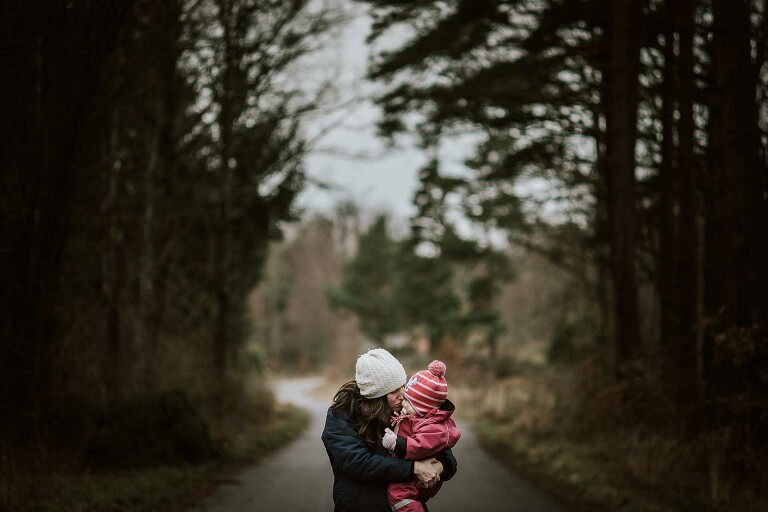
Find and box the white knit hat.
[355,348,407,398]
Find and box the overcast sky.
[293,1,581,247]
[298,0,488,232]
[296,4,420,219]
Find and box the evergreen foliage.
[0,0,339,450]
[327,215,402,343]
[356,0,768,507]
[331,156,514,351]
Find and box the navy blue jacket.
[321,405,457,512]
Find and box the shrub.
[44,390,218,469]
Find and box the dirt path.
[187,377,567,512]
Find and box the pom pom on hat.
[355,348,407,399]
[404,360,449,415]
[428,360,446,378]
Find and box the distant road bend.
[188,377,567,512]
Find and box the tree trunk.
[592,104,612,349]
[135,1,182,388]
[0,1,132,421]
[137,100,160,387]
[212,0,238,380]
[709,0,768,326]
[102,109,124,395]
[659,4,680,383]
[674,0,701,411]
[591,14,613,350]
[604,0,644,372]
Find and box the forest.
[1,0,767,511]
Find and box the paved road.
[188,377,567,512]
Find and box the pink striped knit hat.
[403,360,448,416]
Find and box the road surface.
[188,377,567,512]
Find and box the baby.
[382,360,461,512]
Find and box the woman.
[321,348,458,512]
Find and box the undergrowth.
[453,362,768,512]
[0,384,309,512]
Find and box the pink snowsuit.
[388,405,461,512]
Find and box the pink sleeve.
[404,420,461,460]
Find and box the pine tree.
[327,215,403,343]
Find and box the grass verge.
[475,417,648,512]
[4,402,309,512]
[223,401,310,462]
[472,404,708,512]
[32,464,216,512]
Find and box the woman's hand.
[413,458,441,489]
[430,459,444,477]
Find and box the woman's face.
[386,386,405,411]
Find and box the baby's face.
[401,399,415,415]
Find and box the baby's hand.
[382,428,397,451]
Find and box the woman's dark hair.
[332,380,392,447]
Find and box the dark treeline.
[2,0,768,508]
[345,0,767,507]
[0,0,338,462]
